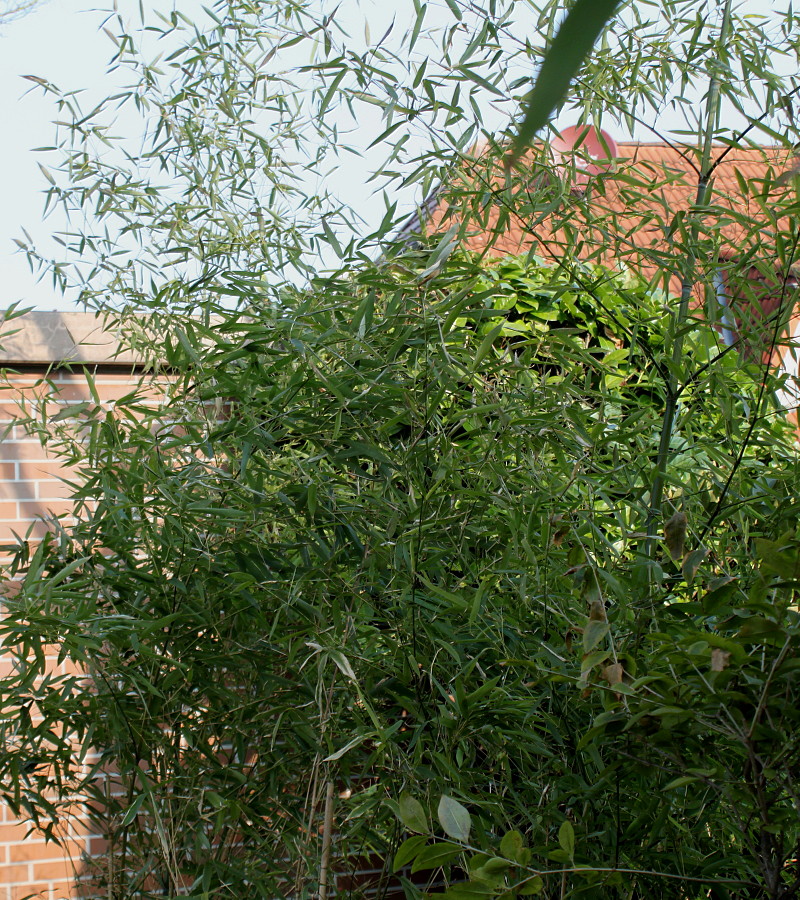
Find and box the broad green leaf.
[517,875,544,895]
[737,617,784,641]
[481,856,512,874]
[499,829,526,863]
[558,820,575,861]
[755,537,800,581]
[470,864,506,889]
[410,841,461,873]
[397,793,428,834]
[393,835,428,872]
[701,576,739,615]
[438,794,471,842]
[682,546,708,584]
[580,649,609,673]
[582,620,609,654]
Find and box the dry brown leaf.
[550,514,570,546]
[664,510,687,562]
[589,599,607,622]
[602,663,624,685]
[711,648,731,672]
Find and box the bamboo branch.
[644,0,734,560]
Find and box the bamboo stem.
[645,0,734,559]
[318,780,336,900]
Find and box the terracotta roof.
[429,141,797,298]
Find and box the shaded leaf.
[682,546,708,584]
[558,820,575,861]
[438,794,471,842]
[582,620,609,654]
[517,875,545,895]
[500,829,526,864]
[438,883,495,899]
[394,835,428,872]
[398,792,428,834]
[410,841,461,873]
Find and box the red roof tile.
[430,141,797,298]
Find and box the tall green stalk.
[644,0,734,560]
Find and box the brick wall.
[0,312,157,900]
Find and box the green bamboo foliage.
[3,1,800,898]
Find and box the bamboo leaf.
[508,0,621,167]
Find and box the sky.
[0,0,406,311]
[0,0,790,312]
[0,0,209,311]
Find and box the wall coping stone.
[0,311,145,366]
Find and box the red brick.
[0,864,32,884]
[31,860,73,882]
[18,501,74,520]
[7,840,68,864]
[0,482,36,501]
[84,837,107,858]
[0,824,35,844]
[43,383,149,403]
[43,882,76,899]
[0,520,51,542]
[17,463,78,482]
[1,377,40,388]
[0,404,26,422]
[52,371,141,384]
[34,482,74,502]
[0,502,19,520]
[10,885,46,900]
[0,444,50,464]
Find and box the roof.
[428,140,797,296]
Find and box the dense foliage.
[2,250,800,899]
